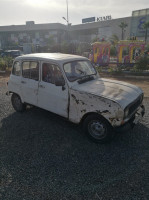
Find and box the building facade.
[130,8,149,40]
[0,8,149,52]
[0,22,67,52]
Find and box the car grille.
[128,95,143,116]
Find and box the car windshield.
[63,60,96,82]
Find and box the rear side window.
[12,61,21,76]
[22,61,39,81]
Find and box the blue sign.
[138,16,146,30]
[82,17,95,23]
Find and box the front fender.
[69,89,124,126]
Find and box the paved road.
[0,80,149,200]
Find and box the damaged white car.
[7,53,145,143]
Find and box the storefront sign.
[97,16,112,21]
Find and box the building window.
[139,9,147,16]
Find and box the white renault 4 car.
[7,53,145,143]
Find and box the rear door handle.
[21,81,26,84]
[39,85,45,88]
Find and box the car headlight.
[124,108,129,118]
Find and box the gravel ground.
[0,79,149,200]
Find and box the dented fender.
[69,89,124,126]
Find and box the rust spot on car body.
[71,94,79,104]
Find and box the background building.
[70,17,131,42]
[130,8,149,40]
[0,8,149,53]
[0,21,67,52]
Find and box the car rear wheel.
[83,114,114,143]
[11,93,26,112]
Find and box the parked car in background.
[7,53,145,143]
[1,50,21,58]
[0,49,3,55]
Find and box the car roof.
[15,53,88,63]
[5,50,20,52]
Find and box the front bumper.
[115,105,145,133]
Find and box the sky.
[0,0,148,26]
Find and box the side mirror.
[55,79,65,86]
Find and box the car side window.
[22,61,39,81]
[22,62,30,78]
[12,61,21,76]
[30,62,39,81]
[42,63,64,84]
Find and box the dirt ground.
[1,72,149,97]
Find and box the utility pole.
[62,0,70,44]
[66,0,69,25]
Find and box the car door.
[38,62,69,118]
[8,61,22,95]
[21,61,39,105]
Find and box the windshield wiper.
[77,75,94,84]
[76,69,86,75]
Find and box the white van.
[7,53,145,143]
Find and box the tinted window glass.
[12,61,21,76]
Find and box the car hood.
[71,78,143,109]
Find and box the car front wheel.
[83,114,114,143]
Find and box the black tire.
[83,114,114,143]
[11,93,26,112]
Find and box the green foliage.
[119,22,128,29]
[61,41,69,53]
[47,35,55,47]
[109,34,119,45]
[119,22,128,40]
[0,57,6,70]
[76,42,91,55]
[143,21,149,29]
[92,36,98,43]
[3,56,13,68]
[110,45,117,56]
[47,35,56,51]
[145,43,149,52]
[96,66,102,73]
[0,56,13,71]
[108,67,114,73]
[135,56,149,71]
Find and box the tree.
[109,34,119,46]
[143,21,149,44]
[110,45,117,56]
[119,22,128,40]
[47,35,55,51]
[92,36,99,43]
